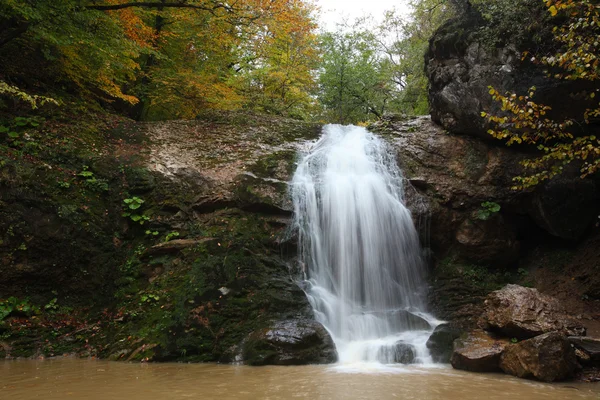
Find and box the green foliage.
[165,231,180,242]
[317,22,397,123]
[0,297,40,320]
[378,2,450,115]
[476,201,501,220]
[78,166,109,192]
[0,81,59,109]
[471,0,548,47]
[123,196,144,210]
[122,196,151,225]
[44,298,59,311]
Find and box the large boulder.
[500,332,578,382]
[427,323,462,363]
[451,330,510,372]
[241,319,337,366]
[481,284,586,339]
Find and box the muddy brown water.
[1,358,599,400]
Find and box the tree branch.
[86,2,229,12]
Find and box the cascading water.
[291,124,439,366]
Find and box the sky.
[316,0,411,31]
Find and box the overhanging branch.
[86,2,229,12]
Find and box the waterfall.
[291,124,437,366]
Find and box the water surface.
[2,359,598,400]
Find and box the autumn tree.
[0,0,320,120]
[234,0,320,119]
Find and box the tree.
[376,2,450,115]
[482,0,600,189]
[0,0,320,120]
[234,0,320,119]
[317,22,399,124]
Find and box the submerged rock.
[241,319,337,366]
[451,330,509,372]
[500,332,578,382]
[481,284,586,339]
[378,341,416,364]
[426,323,462,363]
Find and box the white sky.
[316,0,412,31]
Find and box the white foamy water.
[291,124,438,367]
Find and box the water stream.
[291,125,438,366]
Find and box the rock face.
[372,116,526,266]
[481,284,586,339]
[425,4,598,141]
[451,330,510,372]
[241,319,337,366]
[0,111,332,363]
[374,117,599,331]
[427,323,461,363]
[500,332,578,382]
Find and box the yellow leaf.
[549,5,558,16]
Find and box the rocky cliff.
[0,110,336,364]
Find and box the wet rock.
[568,337,600,361]
[481,284,586,339]
[500,332,578,382]
[379,341,416,364]
[427,323,462,363]
[241,319,337,366]
[451,330,509,372]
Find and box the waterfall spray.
[291,124,437,365]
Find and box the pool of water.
[2,358,599,400]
